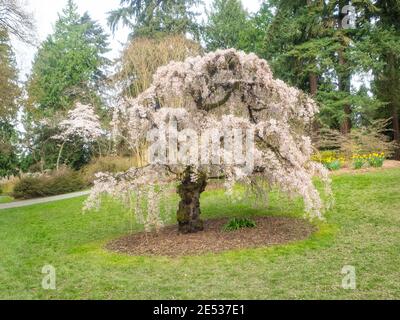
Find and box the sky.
[12,0,262,80]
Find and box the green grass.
[0,169,399,299]
[0,196,14,204]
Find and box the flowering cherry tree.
[53,102,103,170]
[85,49,332,234]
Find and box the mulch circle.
[106,216,316,257]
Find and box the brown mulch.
[106,217,316,257]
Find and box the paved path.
[0,190,90,210]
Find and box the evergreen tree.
[108,0,201,39]
[370,0,400,158]
[26,0,110,117]
[262,0,379,133]
[202,0,257,52]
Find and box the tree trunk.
[309,72,318,96]
[309,72,321,136]
[177,169,207,234]
[338,0,352,135]
[56,142,66,171]
[392,103,400,160]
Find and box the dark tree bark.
[309,72,318,96]
[177,168,207,234]
[391,102,400,160]
[338,0,352,135]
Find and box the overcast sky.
[12,0,262,80]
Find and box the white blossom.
[53,103,104,143]
[86,49,332,227]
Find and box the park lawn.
[0,169,399,300]
[0,196,14,204]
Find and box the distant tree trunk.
[309,72,321,135]
[392,103,400,160]
[56,142,66,171]
[377,52,400,160]
[309,72,318,96]
[338,0,352,135]
[177,168,207,234]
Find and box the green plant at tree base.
[223,217,257,232]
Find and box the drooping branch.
[85,49,332,233]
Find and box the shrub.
[0,175,20,195]
[223,218,257,232]
[13,167,86,199]
[115,35,203,97]
[12,176,42,199]
[314,119,398,159]
[81,156,135,185]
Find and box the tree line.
[0,0,399,178]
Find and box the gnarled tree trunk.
[177,169,207,234]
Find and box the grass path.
[0,169,399,299]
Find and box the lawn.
[0,196,13,204]
[0,169,399,300]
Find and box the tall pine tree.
[108,0,201,39]
[202,0,257,52]
[26,0,110,117]
[370,0,400,158]
[262,0,378,133]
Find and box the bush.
[81,156,135,185]
[0,175,20,195]
[116,35,203,97]
[314,119,398,159]
[13,167,86,199]
[223,218,257,232]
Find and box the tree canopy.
[108,0,201,39]
[86,49,332,233]
[203,0,253,52]
[26,0,110,117]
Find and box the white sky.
[12,0,262,80]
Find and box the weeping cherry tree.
[84,49,332,234]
